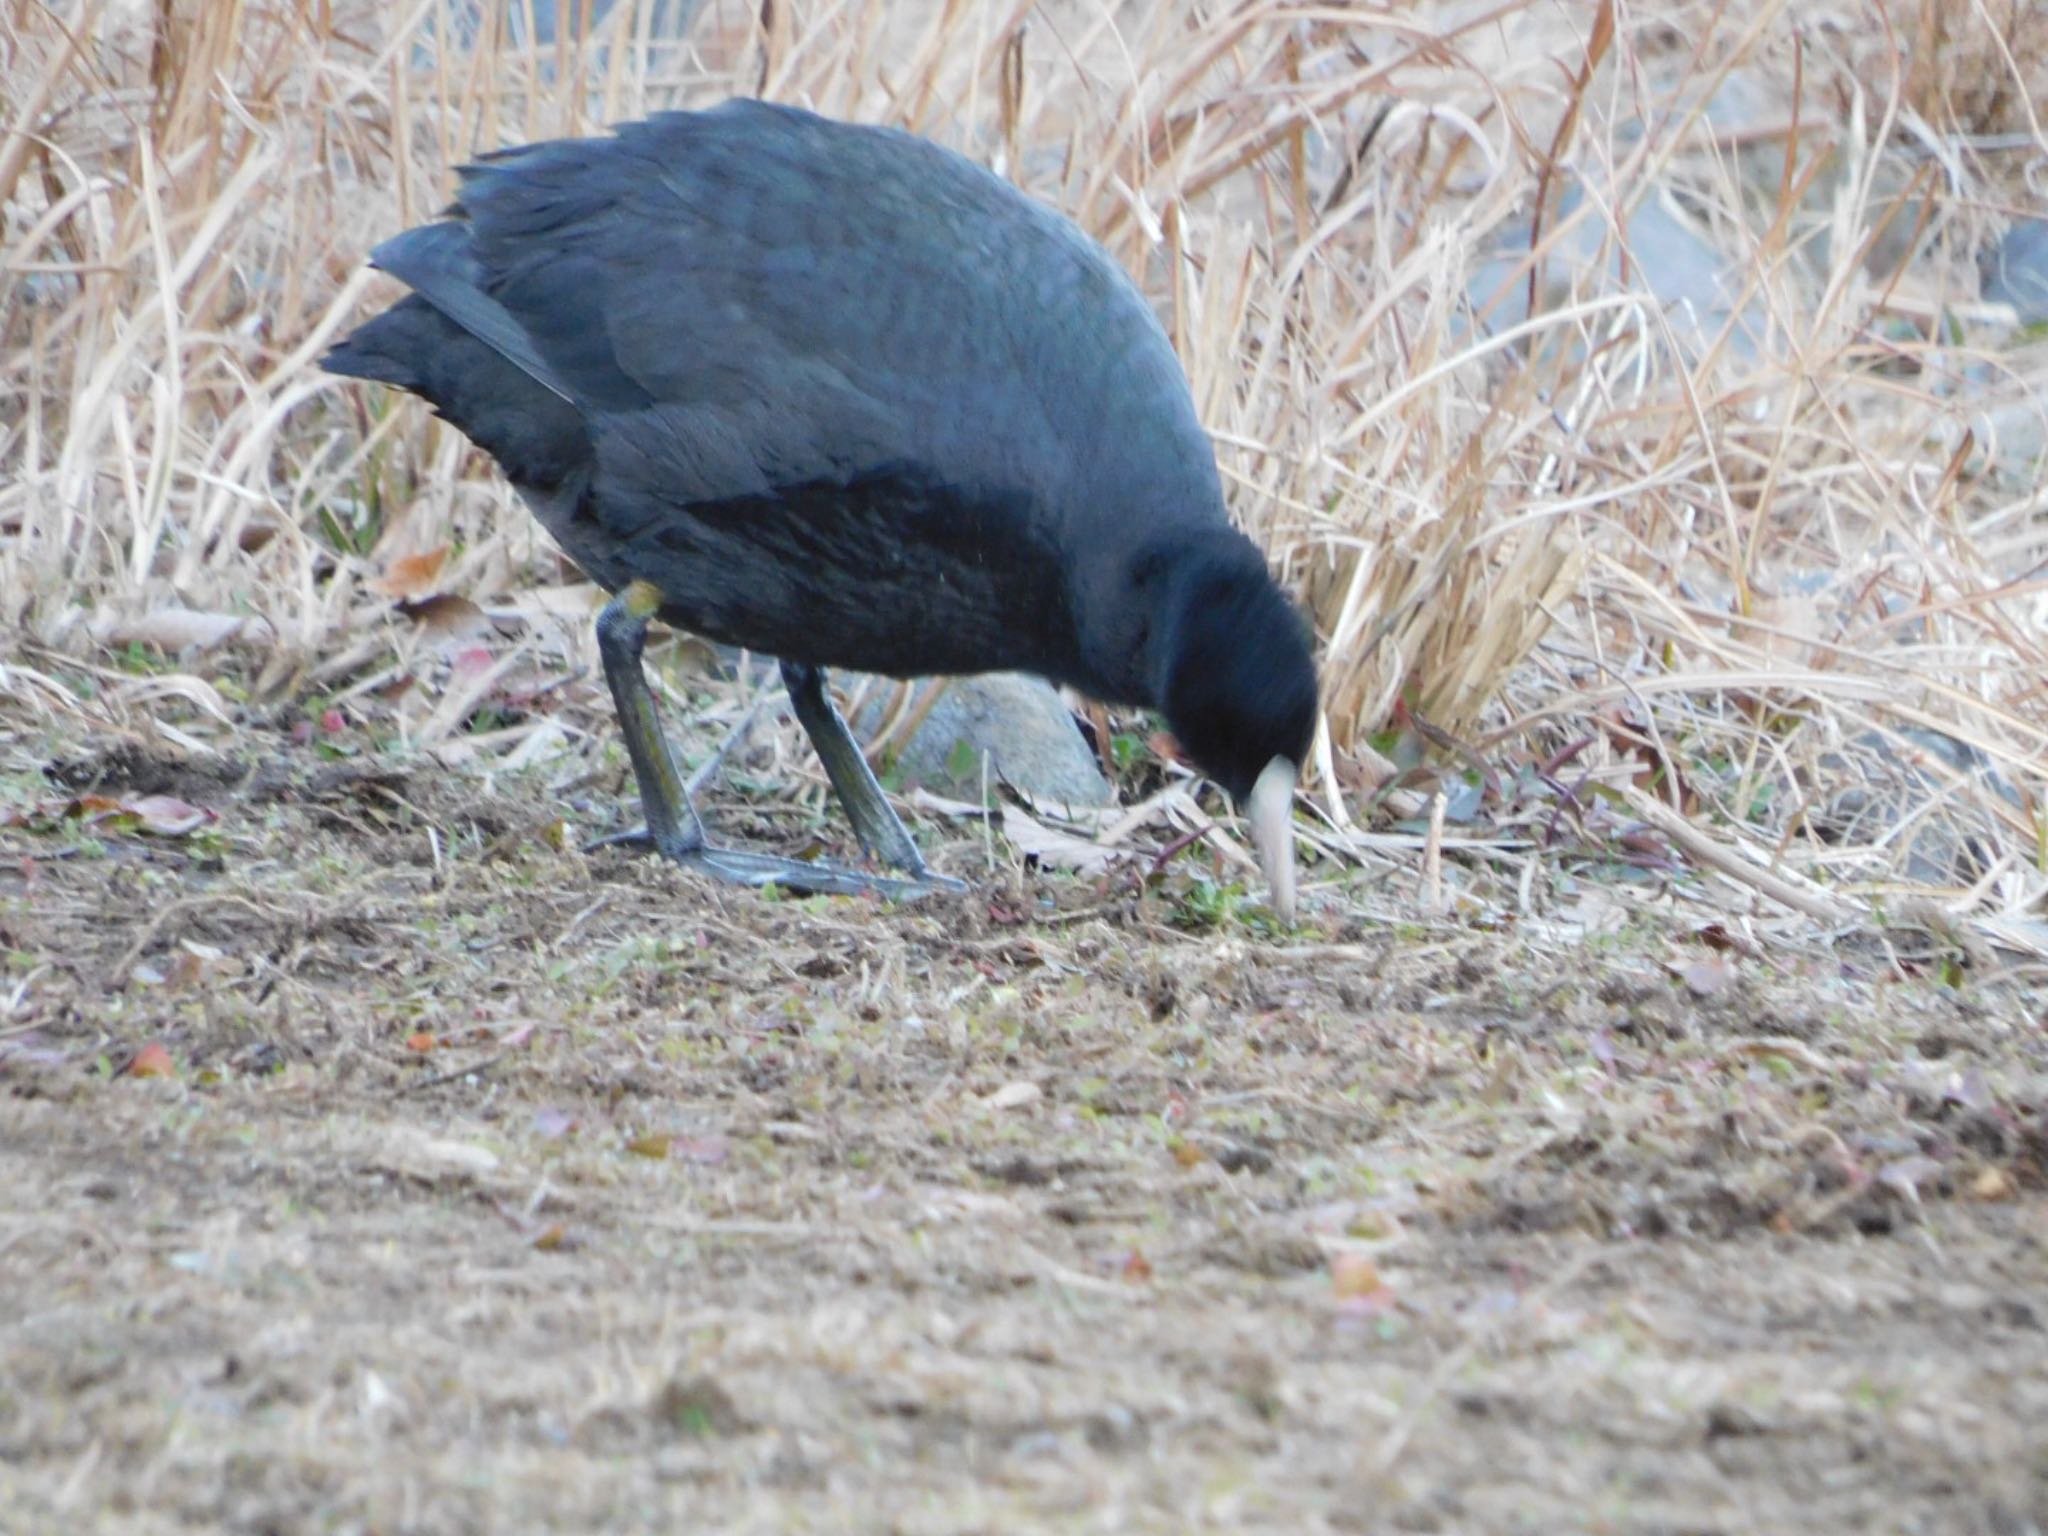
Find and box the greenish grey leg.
[593,581,707,860]
[588,584,958,901]
[780,660,954,883]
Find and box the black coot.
[325,99,1317,915]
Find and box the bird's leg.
[780,661,962,891]
[592,580,708,860]
[588,584,954,901]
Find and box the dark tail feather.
[324,295,589,492]
[323,298,435,390]
[366,223,574,403]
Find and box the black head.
[1154,536,1319,802]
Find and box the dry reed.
[4,0,2045,949]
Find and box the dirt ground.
[2,723,2045,1536]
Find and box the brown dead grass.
[4,0,2047,951]
[6,7,2048,1526]
[1,732,2046,1533]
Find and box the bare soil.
[3,728,2045,1535]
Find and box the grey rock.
[850,673,1113,810]
[1812,728,2018,887]
[1811,157,1942,285]
[1928,223,2048,485]
[1466,177,1771,364]
[1982,219,2048,327]
[1965,398,2048,485]
[1462,63,1793,363]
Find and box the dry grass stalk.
[3,0,2045,942]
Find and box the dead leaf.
[1877,1154,1943,1204]
[532,1107,578,1140]
[404,1031,437,1053]
[532,1223,569,1251]
[675,1135,729,1165]
[999,804,1121,875]
[370,545,450,598]
[165,941,236,989]
[908,787,993,819]
[1330,1253,1384,1301]
[1170,1138,1206,1169]
[376,1131,501,1183]
[984,1080,1042,1111]
[627,1133,674,1160]
[1945,1069,1994,1113]
[0,1033,72,1071]
[1751,589,1825,669]
[131,795,216,836]
[4,793,217,838]
[1970,1165,2015,1202]
[160,954,199,989]
[396,592,488,640]
[1119,1248,1153,1284]
[450,644,497,680]
[90,605,276,653]
[125,1041,175,1078]
[1679,957,1736,997]
[1717,1037,1836,1075]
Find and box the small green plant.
[115,640,166,675]
[943,736,982,787]
[1170,874,1245,931]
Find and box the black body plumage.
[325,99,1316,822]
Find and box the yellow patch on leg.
[620,579,664,619]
